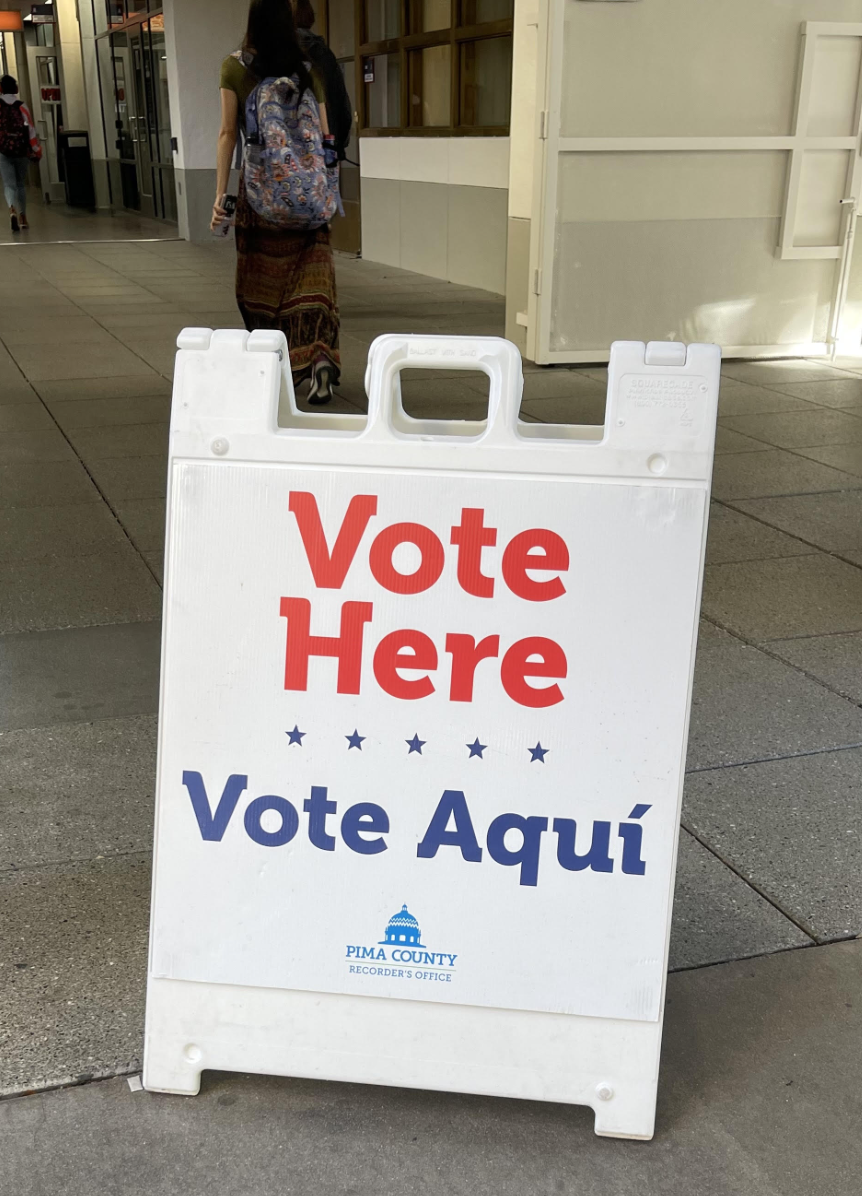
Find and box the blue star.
[467,738,487,759]
[529,742,548,763]
[285,725,305,746]
[345,729,365,750]
[406,733,426,755]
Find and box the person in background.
[0,75,38,234]
[293,0,353,161]
[213,0,341,404]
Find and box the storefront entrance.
[99,10,176,223]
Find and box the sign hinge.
[533,268,542,295]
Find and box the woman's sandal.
[307,362,335,406]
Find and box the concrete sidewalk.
[2,232,862,1188]
[2,940,860,1195]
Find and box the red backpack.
[0,100,31,158]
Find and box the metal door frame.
[129,26,157,218]
[26,45,65,204]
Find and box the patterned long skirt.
[234,181,341,385]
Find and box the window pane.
[111,34,135,159]
[107,0,124,26]
[410,0,450,34]
[410,44,450,126]
[365,52,400,127]
[329,0,355,59]
[365,0,400,42]
[148,23,172,163]
[460,36,511,126]
[461,0,514,23]
[97,35,118,158]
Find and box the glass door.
[26,47,65,203]
[111,32,140,209]
[147,15,177,222]
[129,27,156,218]
[103,16,176,222]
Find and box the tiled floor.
[2,234,862,1101]
[3,940,861,1196]
[0,193,175,246]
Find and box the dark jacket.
[298,30,352,160]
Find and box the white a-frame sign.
[144,330,719,1139]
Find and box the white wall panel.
[808,34,862,135]
[550,218,834,353]
[795,150,851,246]
[557,152,789,224]
[164,0,246,172]
[559,0,862,138]
[360,136,509,189]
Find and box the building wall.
[163,0,246,240]
[54,0,89,131]
[360,137,510,295]
[75,0,111,208]
[520,0,862,360]
[504,0,539,351]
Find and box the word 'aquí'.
[280,492,571,708]
[183,772,651,888]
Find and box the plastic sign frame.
[144,331,720,1139]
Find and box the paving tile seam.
[695,593,862,711]
[714,495,862,581]
[5,252,178,386]
[0,344,163,589]
[13,251,147,290]
[768,627,862,644]
[715,416,862,455]
[704,550,821,567]
[715,472,862,499]
[0,1062,141,1103]
[0,847,154,876]
[710,495,857,551]
[679,819,821,941]
[0,705,159,738]
[729,367,862,400]
[666,937,820,975]
[0,540,158,564]
[687,738,862,771]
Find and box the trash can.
[58,129,96,209]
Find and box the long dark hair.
[294,0,315,30]
[243,0,313,96]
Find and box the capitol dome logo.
[380,903,424,947]
[345,902,457,984]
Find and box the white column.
[75,0,111,207]
[163,0,246,240]
[54,0,90,130]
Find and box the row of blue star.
[285,726,549,763]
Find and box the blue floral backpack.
[243,69,341,229]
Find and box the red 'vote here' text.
[280,492,570,708]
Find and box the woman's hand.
[211,196,228,232]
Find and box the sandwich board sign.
[144,331,720,1139]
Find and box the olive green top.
[220,53,325,129]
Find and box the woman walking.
[0,75,38,233]
[213,0,340,404]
